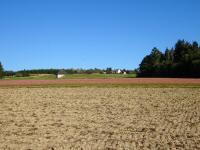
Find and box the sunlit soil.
[0,87,200,149]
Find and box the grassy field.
[62,73,136,79]
[3,74,56,80]
[3,73,136,80]
[0,87,200,149]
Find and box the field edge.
[1,83,200,88]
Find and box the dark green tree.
[0,62,4,79]
[106,68,112,74]
[139,40,200,77]
[164,48,174,64]
[139,47,164,76]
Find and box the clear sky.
[0,0,200,71]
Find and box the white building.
[117,69,122,74]
[57,70,66,79]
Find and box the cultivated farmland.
[0,87,200,149]
[0,78,200,87]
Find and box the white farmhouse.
[117,69,122,74]
[57,70,66,79]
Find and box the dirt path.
[0,87,200,149]
[0,78,200,86]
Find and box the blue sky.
[0,0,200,71]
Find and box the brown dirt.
[0,87,200,149]
[0,78,200,86]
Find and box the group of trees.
[139,40,200,77]
[0,62,3,79]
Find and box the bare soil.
[0,87,200,149]
[0,78,200,87]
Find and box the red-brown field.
[0,78,200,87]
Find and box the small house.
[117,69,122,74]
[57,70,66,79]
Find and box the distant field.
[0,78,200,88]
[3,74,56,80]
[3,73,136,80]
[62,73,136,79]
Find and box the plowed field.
[0,87,200,149]
[0,78,200,87]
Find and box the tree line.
[1,67,134,78]
[0,62,3,79]
[138,40,200,77]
